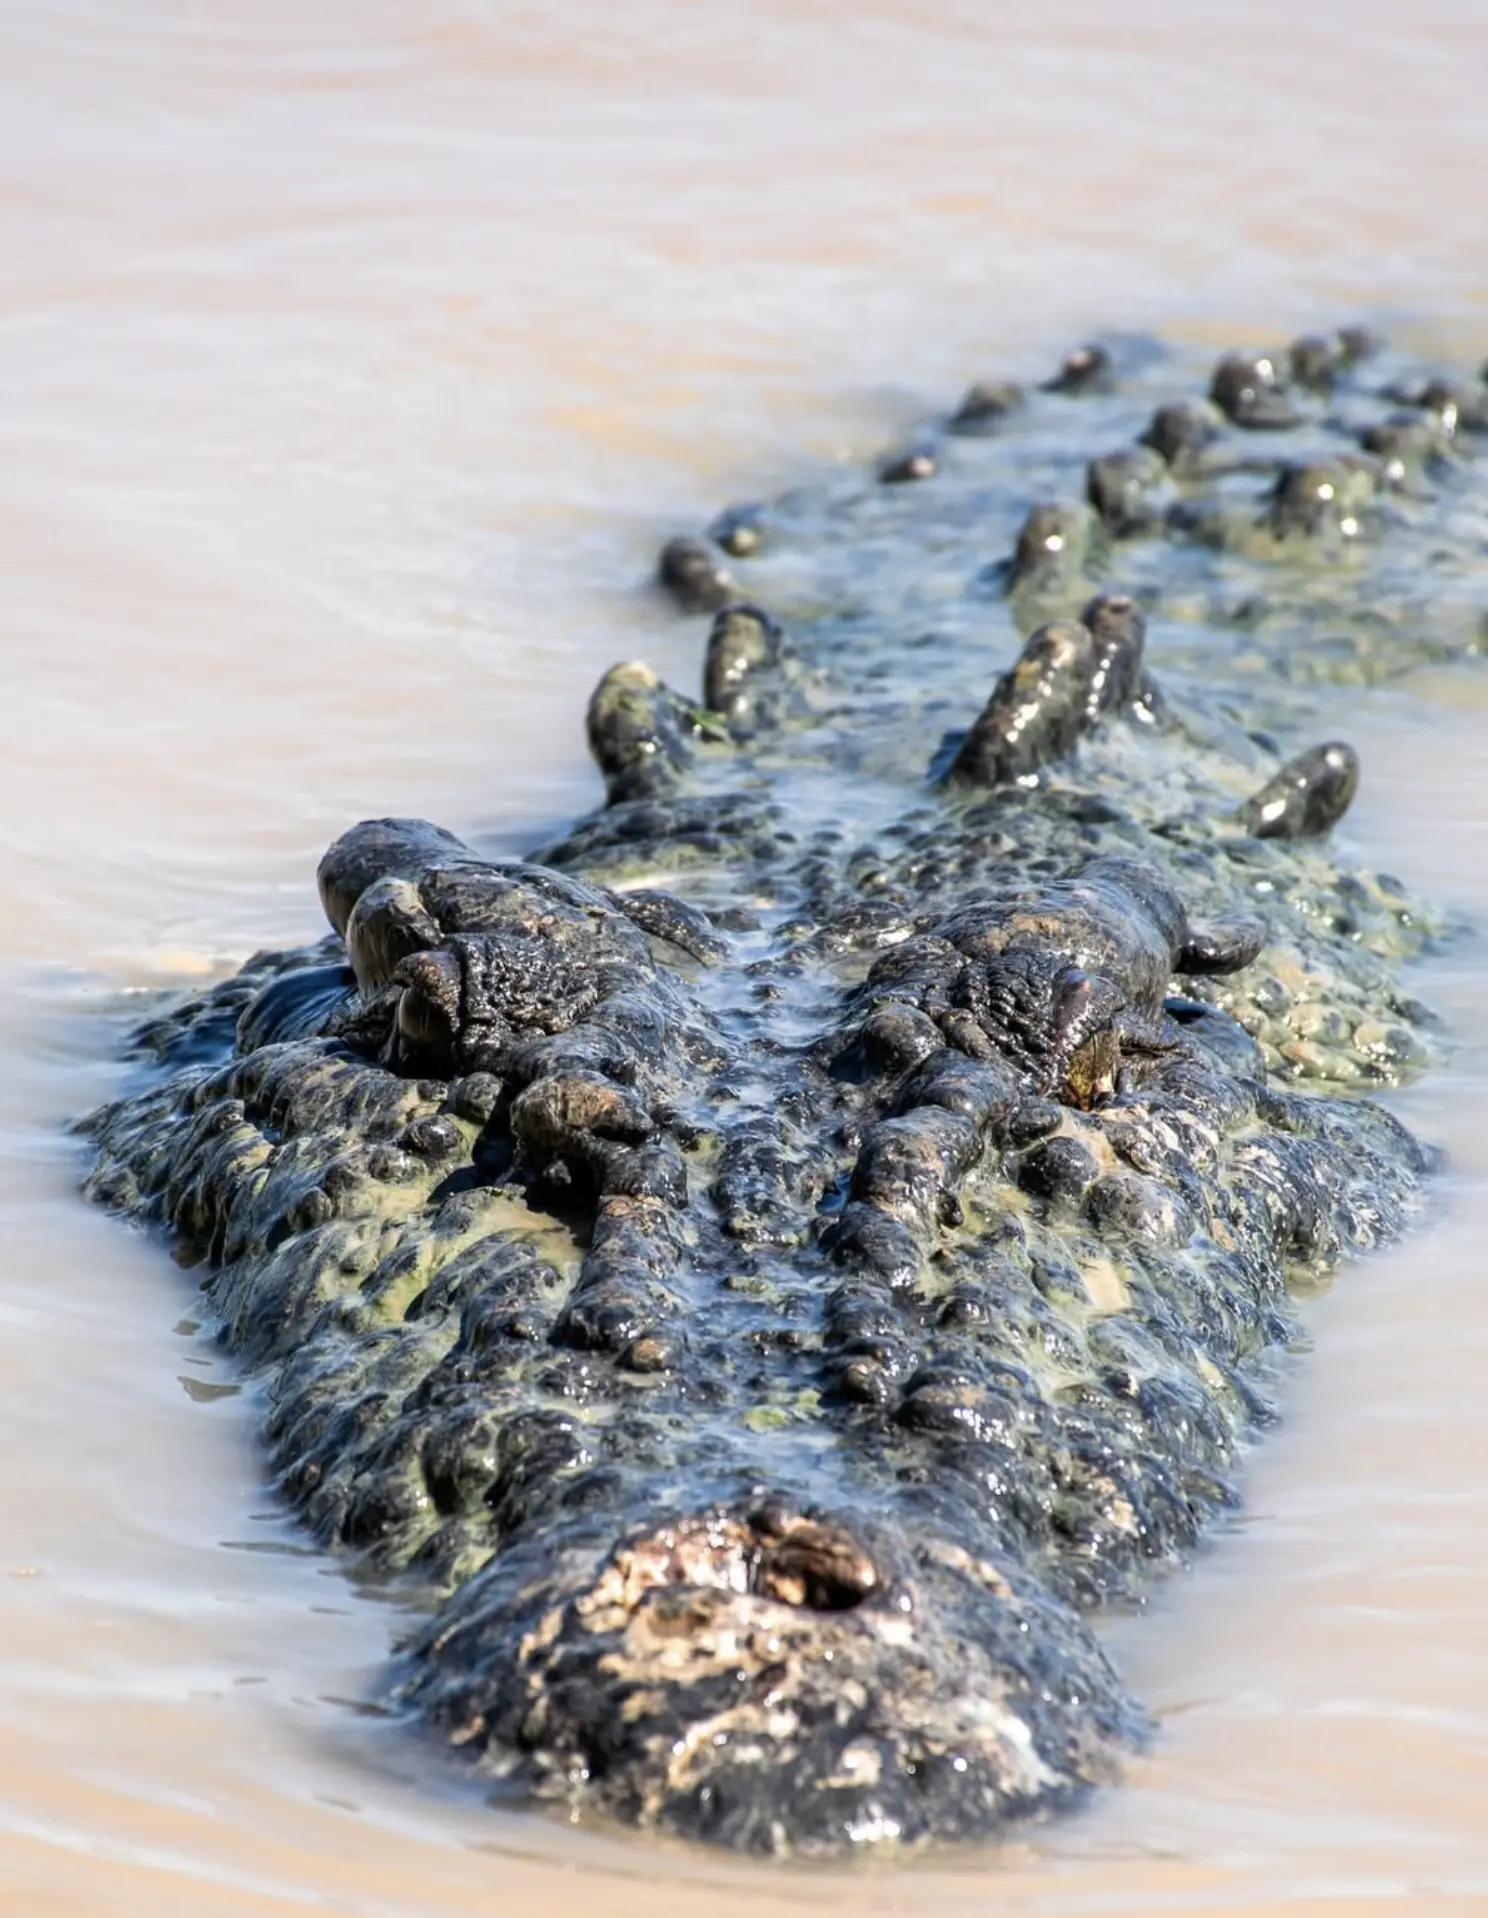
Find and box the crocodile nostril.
[753,1521,879,1611]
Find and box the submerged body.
[81,330,1482,1856]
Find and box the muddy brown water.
[3,3,1488,1912]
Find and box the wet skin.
[81,328,1483,1858]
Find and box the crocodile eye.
[395,948,462,1048]
[1050,964,1104,1032]
[1062,1030,1120,1111]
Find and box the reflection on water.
[1,2,1486,1912]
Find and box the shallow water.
[3,2,1488,1912]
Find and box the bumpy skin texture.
[947,594,1154,788]
[81,328,1479,1859]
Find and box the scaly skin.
[80,327,1482,1857]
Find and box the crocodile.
[80,325,1487,1858]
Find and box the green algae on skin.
[80,326,1483,1858]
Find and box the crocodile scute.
[81,325,1483,1857]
